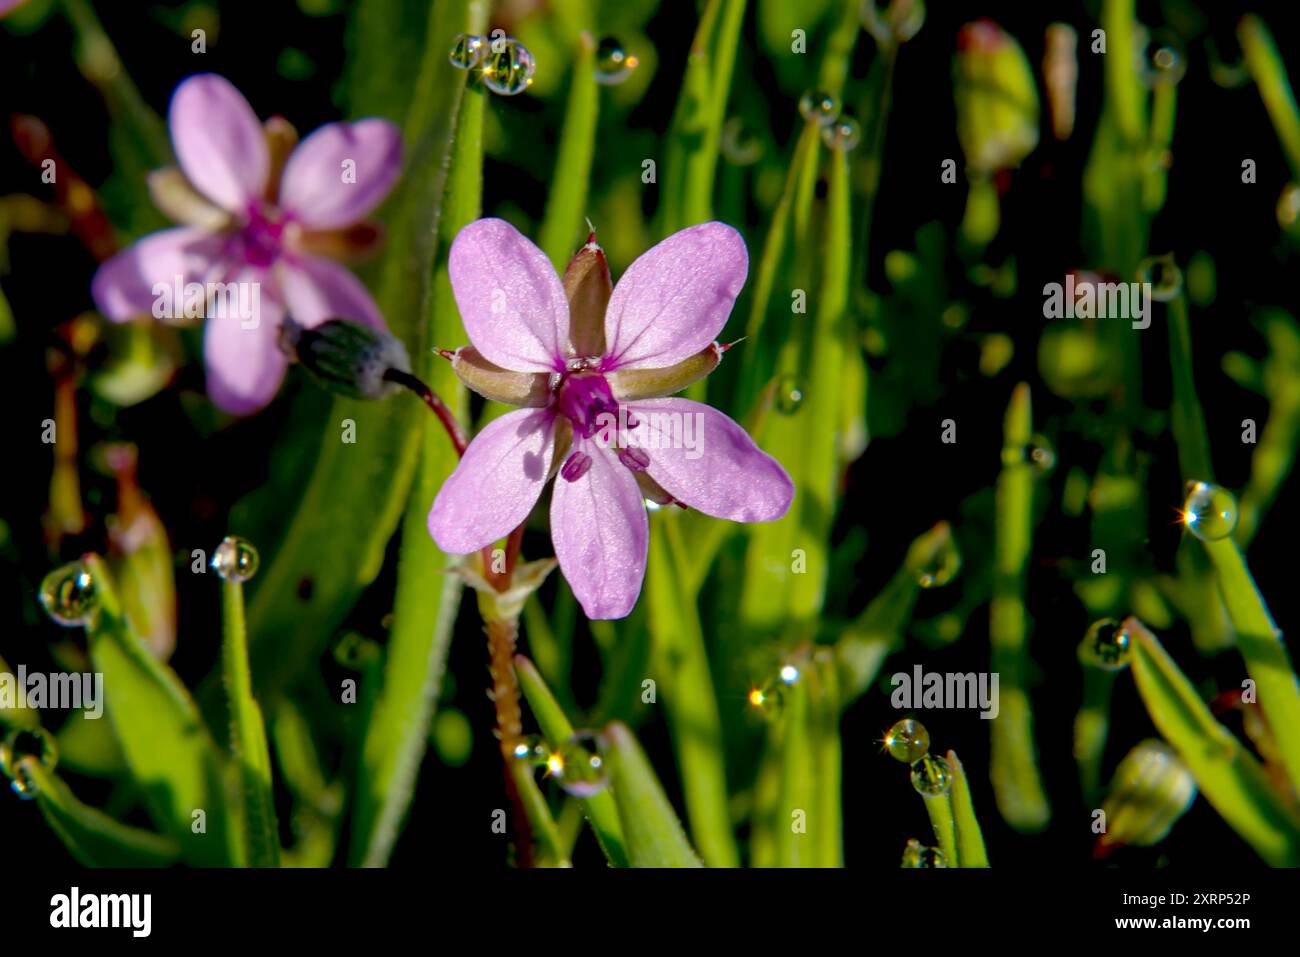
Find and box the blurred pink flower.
[428,219,794,619]
[92,73,401,414]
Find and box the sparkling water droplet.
[779,664,800,684]
[821,115,861,151]
[860,0,926,47]
[1182,481,1238,542]
[594,36,638,86]
[915,538,962,589]
[449,33,485,70]
[550,731,609,797]
[884,718,930,764]
[1079,618,1132,671]
[775,376,804,414]
[747,679,786,718]
[910,753,952,796]
[211,536,260,582]
[1137,253,1183,302]
[511,734,550,766]
[798,89,841,126]
[1139,32,1187,88]
[1,727,58,800]
[901,838,947,868]
[720,117,763,166]
[38,560,99,627]
[483,39,536,96]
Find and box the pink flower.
[91,73,402,414]
[428,219,794,619]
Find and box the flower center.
[238,203,288,269]
[555,370,619,439]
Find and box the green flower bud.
[954,19,1040,175]
[279,317,412,400]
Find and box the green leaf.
[1201,537,1300,799]
[645,517,738,867]
[81,555,233,865]
[23,759,179,867]
[1125,617,1300,865]
[988,384,1051,832]
[221,577,280,867]
[1239,14,1300,179]
[514,654,629,867]
[946,750,990,867]
[348,0,487,867]
[242,0,479,705]
[539,31,600,269]
[603,721,704,868]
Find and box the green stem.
[1239,14,1300,180]
[539,31,600,268]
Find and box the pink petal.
[278,119,402,229]
[203,288,288,415]
[92,227,225,322]
[169,74,269,213]
[278,254,383,329]
[448,218,569,373]
[550,442,648,620]
[428,408,558,553]
[627,398,793,522]
[602,222,747,371]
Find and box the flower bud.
[1097,739,1197,855]
[279,317,412,400]
[954,20,1040,175]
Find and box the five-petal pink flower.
[92,73,402,414]
[428,219,795,619]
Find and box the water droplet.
[884,718,930,764]
[550,731,609,797]
[1079,618,1132,671]
[211,536,260,582]
[915,537,962,589]
[798,89,841,126]
[775,376,804,414]
[1023,434,1056,475]
[820,115,861,151]
[910,753,952,796]
[449,33,485,70]
[333,632,379,670]
[1137,253,1183,302]
[1277,184,1300,229]
[482,39,536,96]
[1,727,58,800]
[747,679,786,718]
[1182,481,1238,542]
[38,560,99,627]
[1139,32,1187,88]
[859,0,926,47]
[720,117,763,166]
[511,734,550,767]
[901,838,947,868]
[594,36,638,86]
[779,664,800,684]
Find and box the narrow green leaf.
[946,750,990,867]
[539,31,600,269]
[923,791,958,868]
[243,0,477,704]
[81,555,233,865]
[603,721,704,868]
[1126,617,1300,865]
[988,384,1051,831]
[514,654,628,867]
[349,0,487,867]
[645,517,738,867]
[221,577,280,867]
[1201,538,1300,798]
[22,759,179,867]
[1239,14,1300,179]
